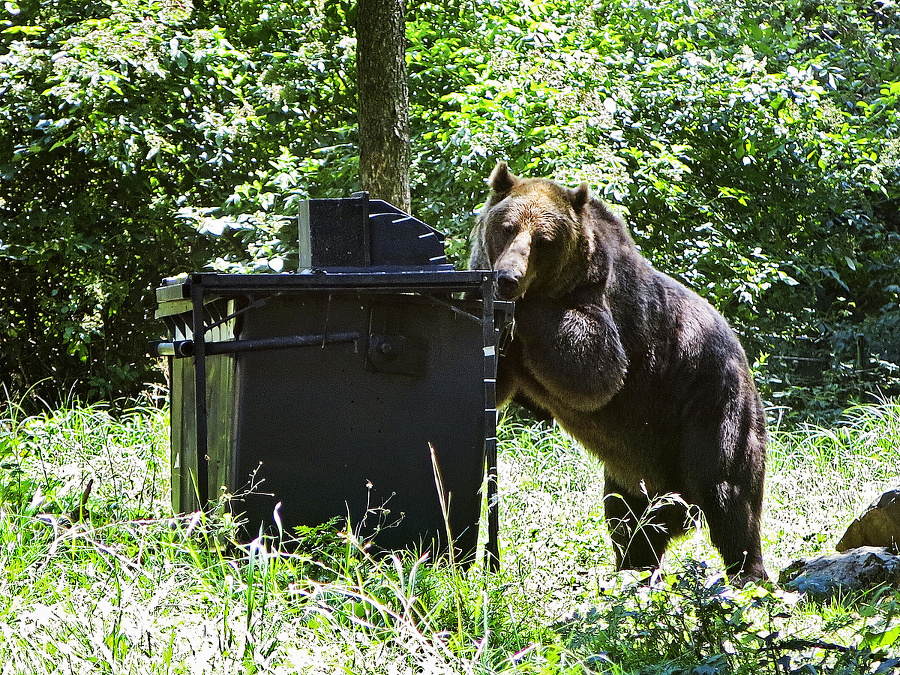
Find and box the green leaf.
[863,624,900,649]
[2,23,43,34]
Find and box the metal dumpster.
[155,193,507,564]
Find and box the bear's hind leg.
[701,489,767,584]
[604,476,690,572]
[687,420,768,584]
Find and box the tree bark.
[356,0,411,212]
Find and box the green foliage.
[1,0,217,404]
[0,399,898,672]
[403,0,900,419]
[0,395,169,522]
[563,567,900,675]
[0,0,358,405]
[1,0,898,417]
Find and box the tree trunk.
[356,0,411,212]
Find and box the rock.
[780,546,900,600]
[837,488,900,553]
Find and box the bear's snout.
[496,271,522,301]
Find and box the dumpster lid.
[154,270,499,307]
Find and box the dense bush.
[1,0,898,418]
[0,0,356,404]
[404,0,900,419]
[1,0,221,403]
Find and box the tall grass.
[0,397,897,673]
[765,400,900,567]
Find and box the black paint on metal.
[190,280,209,508]
[158,196,510,566]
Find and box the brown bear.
[469,161,768,584]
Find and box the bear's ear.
[488,161,518,194]
[570,182,591,213]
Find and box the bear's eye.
[533,234,553,248]
[501,221,517,235]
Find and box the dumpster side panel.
[229,293,486,558]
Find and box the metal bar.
[158,271,493,305]
[480,272,501,572]
[187,271,489,293]
[417,293,482,324]
[205,332,360,355]
[190,279,210,509]
[203,293,283,333]
[154,340,194,358]
[156,332,360,358]
[769,355,830,362]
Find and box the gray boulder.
[780,546,900,600]
[837,488,900,553]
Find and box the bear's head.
[477,161,593,301]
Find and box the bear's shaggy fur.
[470,161,768,583]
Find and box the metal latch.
[366,334,427,376]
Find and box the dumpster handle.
[152,340,195,358]
[153,332,361,358]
